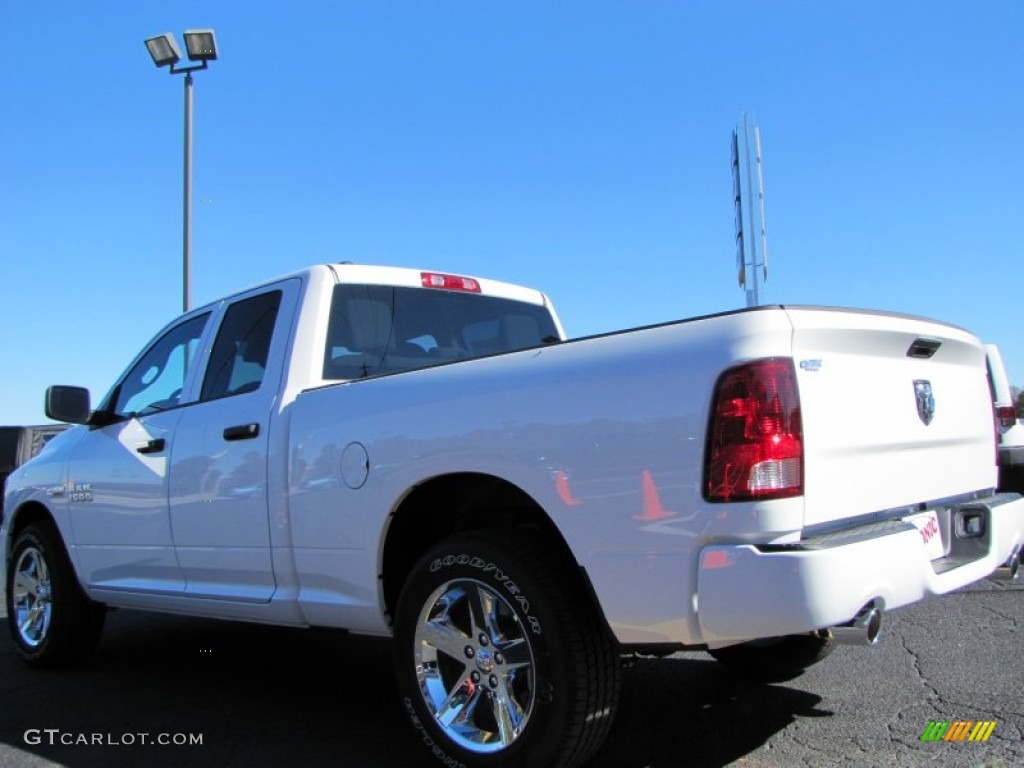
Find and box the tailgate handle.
[224,423,260,441]
[137,438,165,455]
[907,338,942,359]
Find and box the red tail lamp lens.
[706,358,803,502]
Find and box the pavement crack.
[898,631,941,702]
[977,602,1019,626]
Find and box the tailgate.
[787,307,997,529]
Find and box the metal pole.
[743,113,759,307]
[183,71,193,314]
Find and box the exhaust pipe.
[994,546,1021,581]
[829,604,883,646]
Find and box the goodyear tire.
[708,631,835,683]
[393,530,620,768]
[5,522,105,667]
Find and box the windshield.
[323,284,560,380]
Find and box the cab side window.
[200,291,282,401]
[114,313,210,417]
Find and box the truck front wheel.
[5,522,105,667]
[393,530,620,768]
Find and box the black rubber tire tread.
[707,631,835,683]
[393,529,621,768]
[5,521,105,667]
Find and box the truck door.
[68,311,211,594]
[168,281,298,601]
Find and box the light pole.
[144,29,219,314]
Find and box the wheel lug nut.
[489,675,499,688]
[479,634,489,646]
[464,646,475,658]
[494,652,504,664]
[471,671,480,683]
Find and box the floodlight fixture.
[145,33,182,68]
[143,28,218,313]
[183,29,218,62]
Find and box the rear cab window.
[201,291,282,400]
[323,284,560,380]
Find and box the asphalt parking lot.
[1,577,1021,768]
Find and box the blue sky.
[2,1,1022,424]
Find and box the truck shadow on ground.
[0,610,828,767]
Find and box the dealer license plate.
[904,510,945,561]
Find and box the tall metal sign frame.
[732,112,768,307]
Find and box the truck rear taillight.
[421,272,481,293]
[705,358,803,502]
[996,405,1017,429]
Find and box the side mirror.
[45,385,92,425]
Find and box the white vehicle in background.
[986,343,1024,495]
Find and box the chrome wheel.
[12,545,53,648]
[413,578,536,753]
[396,532,620,767]
[5,522,106,667]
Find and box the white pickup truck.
[4,263,1023,768]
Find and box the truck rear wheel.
[708,631,835,683]
[5,522,105,667]
[393,530,620,768]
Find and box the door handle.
[223,423,260,441]
[137,438,166,455]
